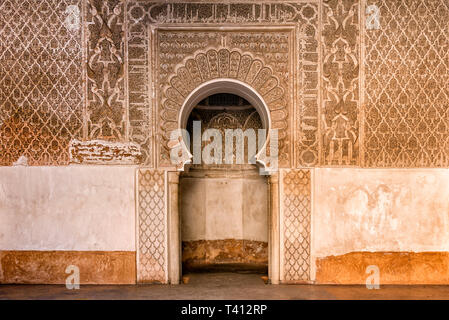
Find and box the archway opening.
[179,92,269,276]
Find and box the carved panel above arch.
[126,1,320,168]
[159,46,291,168]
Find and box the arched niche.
[159,48,288,171]
[173,78,274,172]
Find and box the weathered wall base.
[0,251,136,284]
[182,239,268,269]
[316,252,449,285]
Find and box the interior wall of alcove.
[179,93,269,273]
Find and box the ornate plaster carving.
[137,169,167,283]
[363,0,449,167]
[321,0,360,166]
[85,0,126,141]
[280,169,312,283]
[0,0,83,165]
[159,48,289,168]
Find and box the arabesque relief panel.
[127,1,320,168]
[321,0,360,166]
[85,0,127,142]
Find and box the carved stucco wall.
[0,0,84,165]
[158,46,290,168]
[187,106,263,166]
[85,0,126,142]
[363,0,449,167]
[1,0,447,168]
[0,0,357,169]
[322,0,360,166]
[0,0,448,284]
[127,1,320,168]
[127,1,319,282]
[137,169,167,283]
[280,169,311,283]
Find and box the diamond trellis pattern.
[0,0,83,165]
[137,169,167,283]
[364,0,449,167]
[282,169,311,282]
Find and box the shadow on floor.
[182,263,268,274]
[1,273,449,300]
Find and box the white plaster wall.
[180,173,268,242]
[0,166,136,251]
[312,168,449,259]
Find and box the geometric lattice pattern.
[364,0,449,167]
[0,0,83,165]
[137,169,166,283]
[281,169,311,282]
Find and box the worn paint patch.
[315,252,449,285]
[69,139,142,164]
[313,169,449,257]
[182,239,268,269]
[0,166,136,251]
[0,251,136,284]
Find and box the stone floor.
[1,273,449,300]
